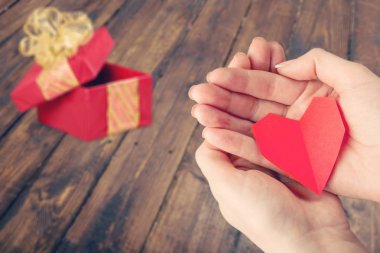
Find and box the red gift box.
[37,64,152,141]
[11,26,153,141]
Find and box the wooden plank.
[143,1,300,252]
[0,0,53,136]
[55,1,252,252]
[342,198,379,252]
[0,0,126,218]
[351,0,380,75]
[347,0,380,251]
[0,111,63,215]
[142,124,260,253]
[143,126,242,253]
[234,234,263,253]
[230,0,300,57]
[0,1,207,252]
[286,0,351,58]
[372,206,380,251]
[0,0,52,43]
[0,0,18,16]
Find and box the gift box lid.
[11,27,115,112]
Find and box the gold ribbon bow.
[19,7,94,69]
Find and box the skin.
[189,37,377,252]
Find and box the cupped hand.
[196,141,365,253]
[191,38,367,252]
[190,40,380,202]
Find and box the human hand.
[196,141,366,253]
[191,38,367,252]
[191,42,380,202]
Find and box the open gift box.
[38,64,152,141]
[11,24,153,141]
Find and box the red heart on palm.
[252,97,347,194]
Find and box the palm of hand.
[213,154,349,252]
[279,75,380,200]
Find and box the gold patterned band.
[107,78,141,135]
[36,59,80,100]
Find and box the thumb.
[275,48,376,93]
[195,141,242,201]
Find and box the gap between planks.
[347,0,357,60]
[0,0,20,17]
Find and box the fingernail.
[275,59,294,68]
[206,72,212,82]
[188,86,195,100]
[191,105,197,117]
[274,63,286,68]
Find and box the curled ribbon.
[19,7,93,69]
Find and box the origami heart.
[252,97,346,194]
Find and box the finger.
[275,48,378,93]
[247,37,271,71]
[207,68,307,105]
[228,52,251,69]
[191,104,252,136]
[202,127,280,173]
[195,141,242,199]
[189,83,288,121]
[269,41,285,73]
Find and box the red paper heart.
[252,97,346,194]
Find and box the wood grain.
[287,0,352,58]
[0,0,18,15]
[0,0,51,43]
[229,0,300,58]
[143,126,241,253]
[0,0,17,13]
[351,0,380,75]
[0,0,52,137]
[56,0,252,252]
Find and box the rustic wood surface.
[0,0,379,252]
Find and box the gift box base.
[37,63,152,141]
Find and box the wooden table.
[0,0,379,252]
